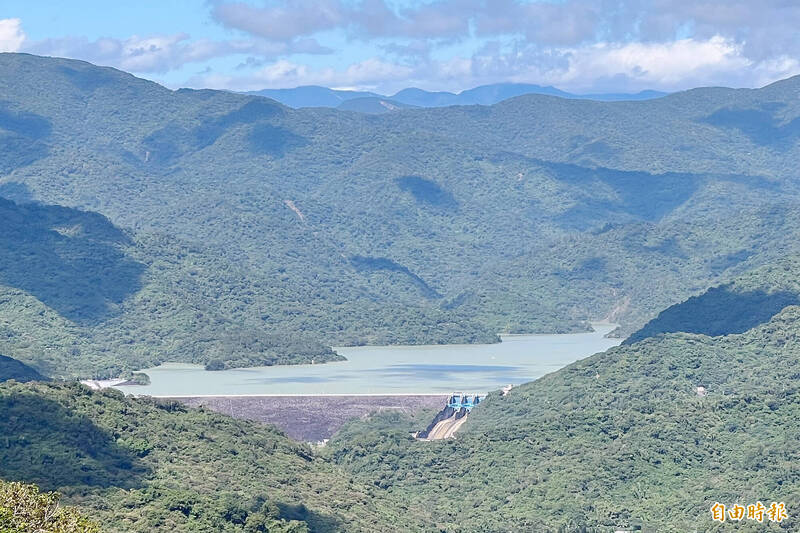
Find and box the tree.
[0,480,99,533]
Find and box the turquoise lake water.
[118,324,621,396]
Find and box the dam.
[122,327,619,442]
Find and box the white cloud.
[196,1,800,93]
[24,33,331,74]
[749,55,800,88]
[416,36,799,94]
[554,36,753,91]
[8,2,800,93]
[211,0,473,41]
[195,33,800,94]
[212,0,346,41]
[0,18,26,52]
[188,57,413,91]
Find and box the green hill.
[0,381,428,532]
[325,268,800,531]
[336,97,416,114]
[0,196,341,378]
[3,53,800,376]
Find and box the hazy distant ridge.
[247,82,667,111]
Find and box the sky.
[2,1,800,95]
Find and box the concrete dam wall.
[167,394,448,442]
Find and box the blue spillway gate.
[447,393,482,412]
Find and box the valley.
[109,327,619,444]
[1,48,800,532]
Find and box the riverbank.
[165,394,448,442]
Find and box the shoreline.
[333,323,618,350]
[131,324,621,377]
[102,325,620,397]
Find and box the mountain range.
[2,52,800,379]
[247,82,667,112]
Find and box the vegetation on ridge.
[626,258,800,343]
[0,381,429,532]
[0,354,46,383]
[0,197,341,378]
[0,480,99,533]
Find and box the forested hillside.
[627,258,800,343]
[3,52,800,376]
[0,381,429,532]
[325,265,800,531]
[0,197,341,378]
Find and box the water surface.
[120,324,621,396]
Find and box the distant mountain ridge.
[248,82,667,112]
[245,85,381,108]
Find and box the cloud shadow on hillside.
[0,390,148,490]
[626,285,800,344]
[702,107,800,149]
[277,501,345,533]
[0,198,145,324]
[0,102,51,173]
[491,152,778,230]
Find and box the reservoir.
[119,324,621,396]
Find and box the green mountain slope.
[336,96,416,114]
[0,381,429,532]
[325,268,800,531]
[0,197,341,378]
[3,53,800,375]
[627,259,800,343]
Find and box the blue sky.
[2,1,800,94]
